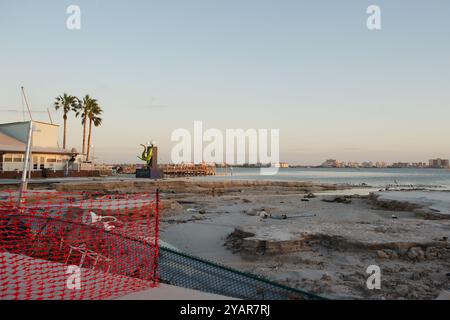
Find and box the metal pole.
[18,120,33,207]
[21,86,33,121]
[154,188,160,283]
[28,129,33,179]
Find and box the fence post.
[153,188,160,283]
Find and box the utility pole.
[20,87,34,181]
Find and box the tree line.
[54,94,102,162]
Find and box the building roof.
[0,145,73,154]
[0,130,72,155]
[0,131,24,147]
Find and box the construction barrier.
[0,190,159,300]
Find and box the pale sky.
[1,0,449,165]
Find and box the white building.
[361,161,374,168]
[321,159,343,168]
[429,158,450,169]
[274,162,289,168]
[0,121,75,173]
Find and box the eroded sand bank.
[156,183,450,300]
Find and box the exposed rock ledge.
[369,190,450,220]
[226,222,450,260]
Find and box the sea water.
[202,167,450,189]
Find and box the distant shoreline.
[217,166,450,170]
[1,167,450,191]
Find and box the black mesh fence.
[158,246,324,300]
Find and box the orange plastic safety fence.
[0,190,159,300]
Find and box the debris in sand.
[436,290,450,300]
[377,250,390,259]
[81,210,120,231]
[262,213,315,220]
[425,247,441,259]
[192,214,206,221]
[408,247,425,261]
[322,196,352,204]
[376,249,398,259]
[270,214,287,220]
[396,285,409,297]
[246,207,278,217]
[160,200,184,216]
[304,193,316,199]
[287,214,317,219]
[259,211,270,219]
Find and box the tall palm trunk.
[54,94,77,150]
[82,118,87,156]
[86,118,93,161]
[63,116,67,149]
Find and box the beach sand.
[155,181,450,300]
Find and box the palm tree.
[75,95,98,156]
[54,93,78,149]
[86,103,103,161]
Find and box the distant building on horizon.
[375,161,387,168]
[321,159,344,168]
[277,162,289,168]
[361,161,374,168]
[391,162,411,168]
[429,158,450,169]
[346,161,360,168]
[411,162,427,168]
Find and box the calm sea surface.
[200,168,450,189]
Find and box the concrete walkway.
[115,284,236,300]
